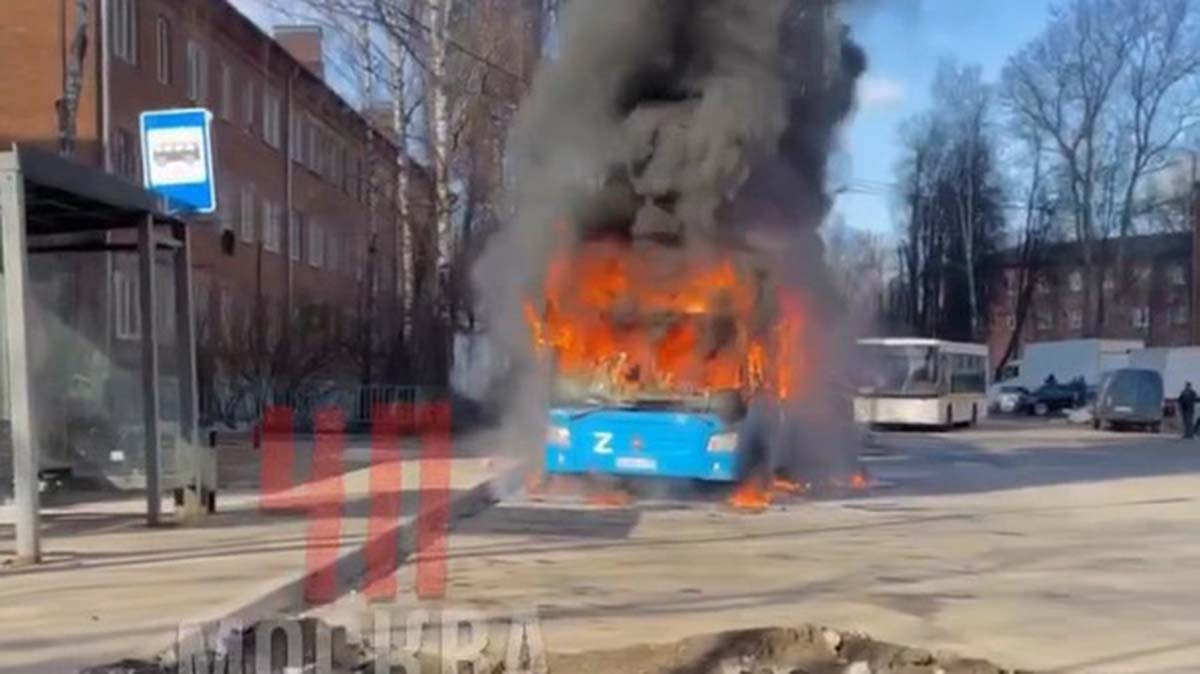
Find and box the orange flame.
[525,240,802,399]
[728,479,772,511]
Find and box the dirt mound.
[546,625,1026,674]
[83,622,1025,674]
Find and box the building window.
[186,40,208,103]
[355,159,366,203]
[263,89,282,148]
[193,278,211,340]
[114,270,141,341]
[1035,277,1051,295]
[331,143,345,186]
[1103,270,1116,293]
[305,115,320,169]
[1135,266,1152,286]
[1004,315,1017,330]
[155,17,171,84]
[290,113,303,161]
[217,178,234,233]
[1169,265,1187,287]
[263,200,283,253]
[339,145,351,194]
[1067,309,1083,331]
[290,212,304,262]
[113,128,138,182]
[1068,270,1083,293]
[112,0,138,65]
[1036,310,1053,331]
[326,229,340,275]
[218,285,233,339]
[243,81,256,131]
[1170,305,1190,327]
[309,221,324,268]
[220,63,234,120]
[239,185,256,243]
[1132,306,1151,330]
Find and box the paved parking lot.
[317,421,1200,673]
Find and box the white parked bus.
[853,338,989,429]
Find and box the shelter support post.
[172,223,208,517]
[139,214,162,526]
[1,166,39,563]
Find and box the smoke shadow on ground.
[453,505,640,540]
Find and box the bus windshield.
[856,344,941,396]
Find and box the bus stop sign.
[139,108,216,214]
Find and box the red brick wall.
[0,0,431,385]
[0,0,102,165]
[989,246,1193,366]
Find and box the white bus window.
[858,345,941,396]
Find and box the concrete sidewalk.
[0,447,522,674]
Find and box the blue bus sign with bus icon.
[139,108,216,214]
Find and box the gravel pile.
[545,625,1029,674]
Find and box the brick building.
[988,233,1194,365]
[0,0,432,424]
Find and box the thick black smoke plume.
[474,0,867,472]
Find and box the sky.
[231,0,1063,239]
[835,0,1060,238]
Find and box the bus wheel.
[1092,417,1101,431]
[945,405,954,430]
[971,405,978,427]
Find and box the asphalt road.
[320,419,1200,674]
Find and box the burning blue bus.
[528,243,799,483]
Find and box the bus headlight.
[706,432,738,453]
[546,425,571,448]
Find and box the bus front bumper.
[544,445,740,482]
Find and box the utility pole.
[56,0,89,156]
[1191,155,1200,344]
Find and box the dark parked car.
[1094,368,1164,432]
[991,385,1032,414]
[1026,378,1088,416]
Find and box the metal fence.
[270,385,431,431]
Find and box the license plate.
[615,456,657,471]
[109,450,126,463]
[1115,406,1133,413]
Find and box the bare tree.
[1111,0,1200,257]
[933,60,993,337]
[825,217,888,330]
[200,298,341,428]
[1002,0,1200,334]
[1002,0,1138,334]
[894,85,1005,343]
[994,127,1056,380]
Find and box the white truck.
[1019,339,1143,390]
[1129,347,1200,401]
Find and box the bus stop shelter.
[1,145,207,564]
